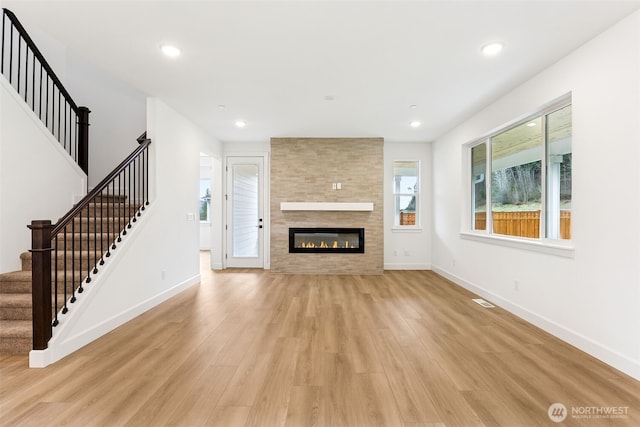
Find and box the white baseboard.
[431,264,640,381]
[30,274,200,368]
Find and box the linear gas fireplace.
[289,228,365,253]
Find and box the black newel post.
[29,220,53,350]
[77,106,91,175]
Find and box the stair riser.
[0,281,74,294]
[0,337,31,354]
[53,237,121,252]
[0,303,67,321]
[0,282,29,293]
[70,218,133,233]
[81,205,142,217]
[1,269,90,287]
[22,257,101,272]
[0,306,31,320]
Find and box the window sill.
[392,226,424,233]
[460,231,575,258]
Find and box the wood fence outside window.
[474,211,571,239]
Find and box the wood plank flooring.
[1,253,639,426]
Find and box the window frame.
[392,160,421,230]
[461,94,574,257]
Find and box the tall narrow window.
[393,161,419,226]
[199,179,211,222]
[546,104,572,239]
[471,143,487,230]
[467,95,572,242]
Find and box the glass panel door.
[226,156,264,268]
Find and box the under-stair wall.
[0,76,86,273]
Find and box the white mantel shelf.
[280,202,374,211]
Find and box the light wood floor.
[1,253,639,426]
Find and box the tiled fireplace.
[270,137,383,274]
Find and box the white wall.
[65,56,147,187]
[30,98,222,367]
[431,11,640,380]
[384,142,432,269]
[0,78,86,273]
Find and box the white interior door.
[226,156,264,268]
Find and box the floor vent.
[472,298,495,308]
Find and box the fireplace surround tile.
[270,137,383,274]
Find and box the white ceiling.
[5,0,639,144]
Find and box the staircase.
[0,196,133,354]
[1,9,152,357]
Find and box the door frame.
[223,152,270,269]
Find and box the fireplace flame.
[298,240,352,249]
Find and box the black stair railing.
[30,136,151,350]
[1,8,90,173]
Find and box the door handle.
[258,218,263,229]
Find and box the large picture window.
[468,96,571,241]
[393,161,419,227]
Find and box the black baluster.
[105,186,111,258]
[9,22,13,83]
[16,34,21,92]
[92,196,98,274]
[132,159,137,223]
[52,235,59,327]
[117,174,123,242]
[62,228,68,314]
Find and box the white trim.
[460,231,575,258]
[431,264,640,381]
[391,226,424,233]
[280,202,374,211]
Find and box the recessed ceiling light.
[160,44,181,58]
[323,95,335,101]
[410,121,421,128]
[481,42,504,56]
[409,104,418,109]
[235,120,246,128]
[217,104,226,110]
